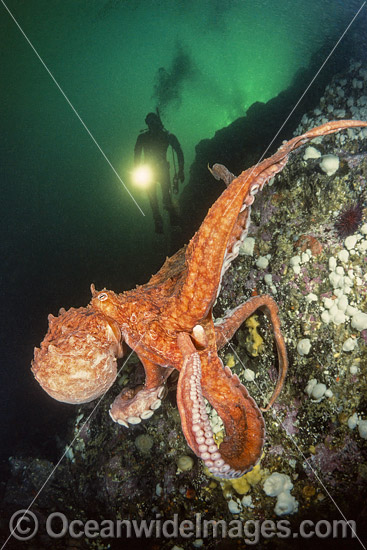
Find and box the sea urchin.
[335,201,364,238]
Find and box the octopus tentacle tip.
[260,402,277,413]
[207,163,217,179]
[157,385,167,400]
[192,324,207,348]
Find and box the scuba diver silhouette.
[134,112,184,234]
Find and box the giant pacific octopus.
[32,120,367,479]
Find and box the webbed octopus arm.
[109,356,173,427]
[177,332,264,478]
[32,306,123,404]
[146,246,187,288]
[208,163,236,186]
[163,119,367,332]
[214,295,288,412]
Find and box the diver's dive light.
[132,164,153,189]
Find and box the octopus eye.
[98,293,108,302]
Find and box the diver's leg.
[148,182,163,233]
[161,164,180,226]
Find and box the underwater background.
[1,1,367,549]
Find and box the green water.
[1,0,356,282]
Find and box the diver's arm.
[169,134,184,181]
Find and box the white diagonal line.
[215,4,367,543]
[220,1,366,221]
[256,1,366,163]
[0,345,138,550]
[1,0,145,217]
[213,6,366,538]
[226,339,365,548]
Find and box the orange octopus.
[32,120,367,479]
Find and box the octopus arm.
[164,119,367,331]
[215,295,288,411]
[146,246,187,288]
[109,356,173,427]
[176,333,264,478]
